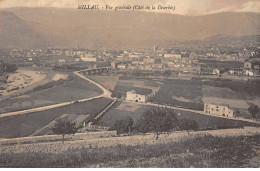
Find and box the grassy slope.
[0,134,259,167]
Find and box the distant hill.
[0,8,259,49]
[204,34,260,42]
[0,11,50,48]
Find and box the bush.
[248,104,259,119]
[112,116,134,135]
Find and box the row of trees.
[112,107,198,140]
[0,63,17,73]
[49,104,259,143]
[51,107,198,144]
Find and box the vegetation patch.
[0,134,258,167]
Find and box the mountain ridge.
[0,8,259,49]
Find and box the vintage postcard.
[0,0,259,168]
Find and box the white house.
[204,103,234,118]
[126,90,146,102]
[213,69,220,76]
[74,58,80,62]
[164,54,182,59]
[58,59,66,63]
[81,57,97,62]
[117,64,127,69]
[129,53,140,58]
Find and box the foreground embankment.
[0,127,259,167]
[0,127,259,154]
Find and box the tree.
[178,118,199,135]
[113,116,134,135]
[51,118,79,144]
[248,104,259,120]
[136,107,178,140]
[234,110,240,118]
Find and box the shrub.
[112,116,134,135]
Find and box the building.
[204,103,234,117]
[213,69,220,76]
[164,54,182,59]
[111,61,117,68]
[129,53,140,58]
[81,57,97,62]
[244,60,260,76]
[74,58,80,62]
[58,59,66,63]
[245,70,254,76]
[143,58,155,64]
[126,90,146,102]
[117,64,127,69]
[244,61,260,70]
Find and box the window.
[216,109,219,112]
[222,114,225,117]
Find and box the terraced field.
[0,97,112,138]
[0,74,102,113]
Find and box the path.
[74,69,112,98]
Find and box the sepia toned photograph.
[0,0,259,168]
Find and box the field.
[0,97,112,138]
[112,77,161,98]
[174,109,258,129]
[151,79,204,110]
[199,59,243,69]
[202,80,260,118]
[96,101,149,126]
[96,100,258,129]
[87,75,119,90]
[0,130,259,167]
[203,79,260,98]
[202,85,249,109]
[0,74,102,113]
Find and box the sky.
[0,0,259,15]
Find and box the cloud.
[0,0,259,15]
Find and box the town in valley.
[0,3,259,168]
